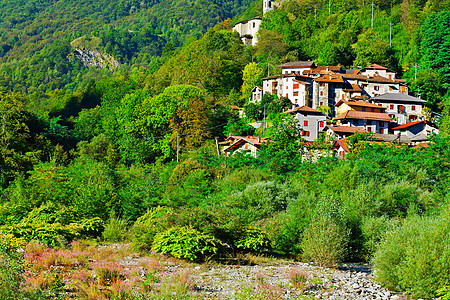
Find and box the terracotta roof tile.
[329,126,369,134]
[337,100,386,110]
[284,106,324,114]
[335,110,392,122]
[391,120,428,130]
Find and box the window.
[367,127,372,132]
[371,108,374,112]
[320,91,324,96]
[320,101,324,106]
[293,92,298,96]
[304,120,308,126]
[253,22,255,28]
[390,104,394,110]
[374,86,379,91]
[319,82,325,87]
[286,86,288,89]
[306,131,310,137]
[293,83,299,89]
[319,121,324,127]
[362,107,366,112]
[389,74,392,80]
[412,105,416,111]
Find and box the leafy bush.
[373,213,450,299]
[102,214,128,243]
[360,216,399,261]
[130,207,178,252]
[300,196,349,267]
[0,238,24,299]
[234,227,270,253]
[151,227,220,261]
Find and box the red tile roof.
[343,84,363,92]
[334,139,350,153]
[220,136,269,147]
[314,74,345,83]
[336,99,386,111]
[284,106,324,115]
[328,126,369,134]
[335,110,392,122]
[391,120,428,130]
[361,63,397,73]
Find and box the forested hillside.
[0,0,450,299]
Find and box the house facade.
[284,106,327,141]
[219,136,269,157]
[232,17,262,46]
[392,120,439,141]
[258,62,410,118]
[249,86,263,103]
[371,93,426,125]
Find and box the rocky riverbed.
[108,242,405,299]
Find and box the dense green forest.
[1,0,450,298]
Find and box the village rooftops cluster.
[221,61,439,159]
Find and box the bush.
[130,207,178,252]
[0,238,24,299]
[373,213,450,299]
[234,227,270,253]
[151,226,220,261]
[102,213,128,243]
[360,216,399,261]
[300,196,349,267]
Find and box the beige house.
[220,135,269,157]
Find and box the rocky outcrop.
[73,46,120,70]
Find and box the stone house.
[284,106,327,141]
[358,63,397,81]
[371,93,426,125]
[261,73,313,107]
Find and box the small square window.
[304,120,308,126]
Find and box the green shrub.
[102,214,128,243]
[151,226,220,261]
[373,213,450,299]
[360,215,399,261]
[234,227,270,253]
[130,207,178,252]
[0,238,24,299]
[300,195,349,267]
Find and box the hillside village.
[221,61,439,158]
[225,1,441,159]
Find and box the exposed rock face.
[73,46,120,70]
